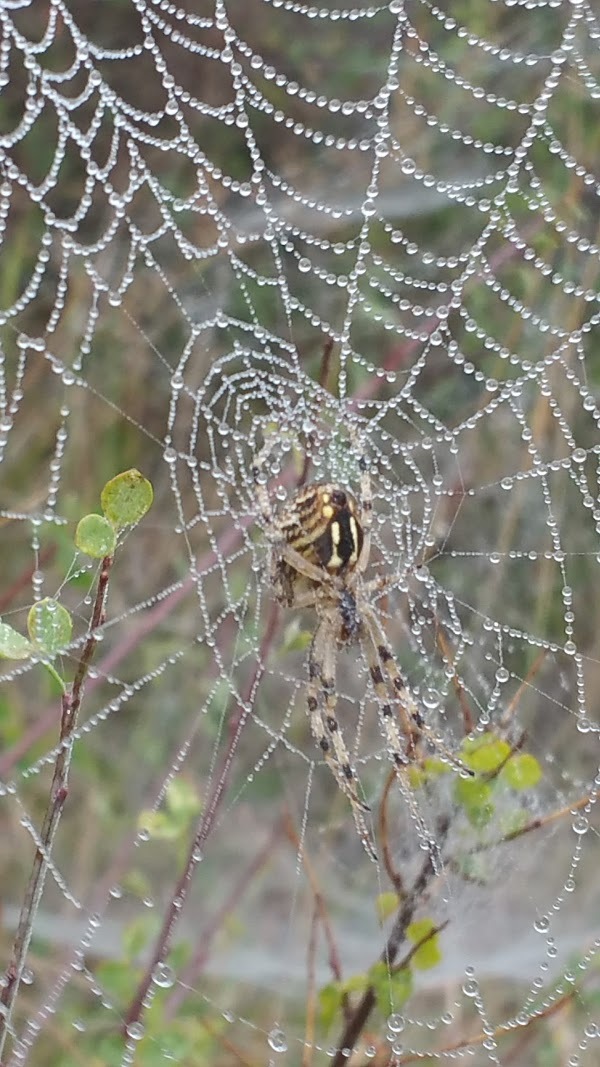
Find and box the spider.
[252,430,468,861]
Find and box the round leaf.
[0,622,33,660]
[461,733,511,773]
[27,599,73,656]
[454,777,495,828]
[75,513,117,558]
[501,753,542,790]
[100,469,153,529]
[407,919,442,970]
[407,765,427,790]
[423,757,452,777]
[376,892,400,922]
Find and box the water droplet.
[387,1013,405,1033]
[422,688,441,709]
[152,962,175,989]
[125,1021,145,1041]
[267,1027,288,1052]
[572,813,589,835]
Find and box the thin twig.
[0,554,114,1056]
[123,602,281,1034]
[331,818,450,1067]
[435,625,474,735]
[378,768,405,896]
[166,818,285,1018]
[499,650,546,732]
[283,812,345,987]
[391,986,576,1065]
[197,1013,257,1067]
[470,792,592,855]
[390,919,449,976]
[302,903,320,1067]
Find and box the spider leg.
[360,609,445,859]
[362,606,474,776]
[360,607,418,763]
[252,439,336,599]
[277,542,333,585]
[308,618,377,862]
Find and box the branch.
[0,554,114,1056]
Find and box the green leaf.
[389,967,413,1006]
[122,915,160,962]
[122,869,152,901]
[138,811,182,841]
[318,983,343,1032]
[100,469,153,529]
[281,618,312,654]
[407,919,442,970]
[369,962,413,1015]
[456,853,489,882]
[139,779,201,841]
[75,513,117,558]
[501,753,542,790]
[342,973,370,995]
[96,960,135,1000]
[407,765,427,790]
[454,777,495,828]
[423,757,452,776]
[27,599,73,656]
[499,810,529,837]
[460,733,511,773]
[376,892,400,922]
[0,622,33,660]
[165,777,202,818]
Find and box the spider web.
[1,0,600,1063]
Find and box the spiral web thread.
[0,0,599,1063]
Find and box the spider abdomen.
[280,483,364,574]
